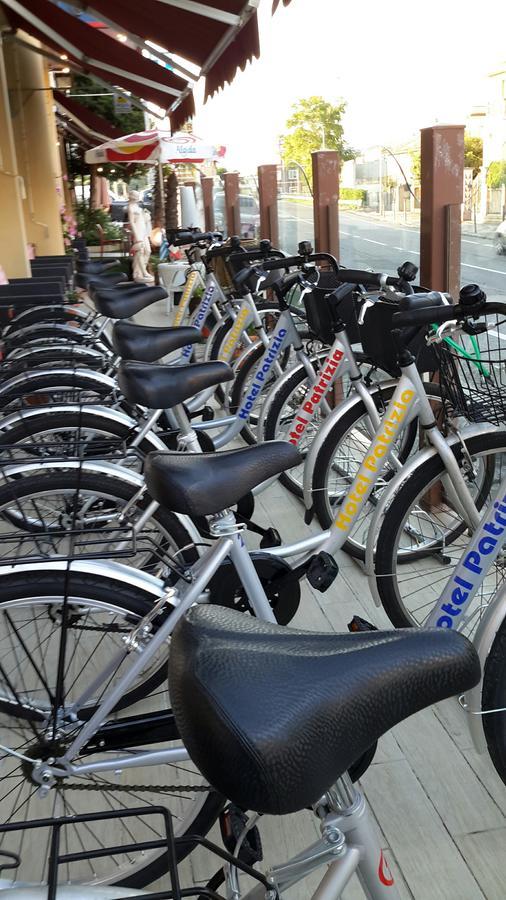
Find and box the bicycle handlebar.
[261,252,339,274]
[392,292,487,328]
[334,269,400,288]
[171,231,223,247]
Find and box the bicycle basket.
[359,296,438,377]
[303,272,360,345]
[434,329,506,426]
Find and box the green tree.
[410,150,421,185]
[72,74,145,134]
[280,96,355,182]
[464,136,483,178]
[487,160,506,188]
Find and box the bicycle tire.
[0,370,118,413]
[374,430,503,631]
[0,467,198,576]
[0,567,223,887]
[0,409,162,460]
[482,616,506,788]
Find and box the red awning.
[57,114,95,148]
[83,0,260,100]
[2,0,259,123]
[54,90,123,142]
[1,0,188,111]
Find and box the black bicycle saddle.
[169,606,480,815]
[92,286,168,319]
[117,359,233,410]
[112,321,204,362]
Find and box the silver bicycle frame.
[239,775,400,900]
[46,517,277,779]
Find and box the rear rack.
[0,806,276,899]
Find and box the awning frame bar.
[169,0,258,118]
[63,1,197,83]
[1,0,181,101]
[150,0,240,27]
[2,31,157,118]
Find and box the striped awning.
[1,0,260,125]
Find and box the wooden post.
[312,151,339,259]
[201,176,215,231]
[420,125,464,299]
[258,164,279,246]
[223,172,241,238]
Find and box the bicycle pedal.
[348,615,378,633]
[260,527,282,548]
[306,551,339,592]
[220,804,263,866]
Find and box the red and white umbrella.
[85,130,219,165]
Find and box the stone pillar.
[4,32,65,256]
[201,176,215,231]
[420,125,464,298]
[258,164,279,246]
[0,34,30,277]
[312,151,339,260]
[223,172,241,238]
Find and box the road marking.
[462,262,506,275]
[462,239,495,248]
[278,214,314,225]
[282,208,506,278]
[489,331,506,342]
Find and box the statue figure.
[128,190,154,283]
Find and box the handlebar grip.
[229,249,287,263]
[392,305,457,328]
[334,269,398,288]
[171,231,202,246]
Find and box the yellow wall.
[4,31,65,258]
[0,34,30,277]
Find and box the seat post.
[172,403,202,453]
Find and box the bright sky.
[192,0,505,172]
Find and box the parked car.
[214,192,260,239]
[495,219,506,255]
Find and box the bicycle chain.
[60,781,211,793]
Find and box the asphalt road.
[278,199,506,302]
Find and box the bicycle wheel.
[5,305,89,334]
[4,324,92,350]
[209,301,295,406]
[0,370,118,414]
[0,409,161,464]
[374,430,504,633]
[482,616,506,787]
[229,339,301,446]
[310,383,443,558]
[0,468,198,577]
[262,352,383,499]
[0,568,223,888]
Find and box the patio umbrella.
[84,130,216,165]
[85,130,218,220]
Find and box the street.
[278,199,506,302]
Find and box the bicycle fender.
[0,558,166,598]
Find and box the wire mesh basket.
[434,325,506,427]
